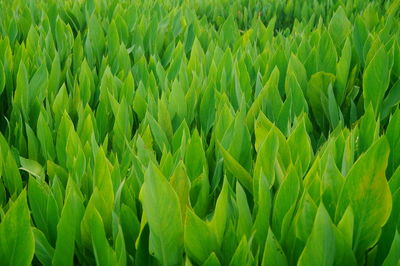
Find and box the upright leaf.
[261,228,288,266]
[141,163,183,266]
[53,180,85,266]
[0,191,34,265]
[363,46,390,114]
[336,137,392,262]
[298,204,335,266]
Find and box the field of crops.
[0,0,400,265]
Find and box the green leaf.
[285,71,308,120]
[294,192,318,243]
[120,204,140,258]
[253,174,272,254]
[218,141,252,193]
[37,112,55,161]
[141,163,183,266]
[80,194,100,249]
[353,18,368,65]
[93,147,114,230]
[202,252,221,266]
[326,84,341,128]
[56,112,74,167]
[210,177,230,247]
[114,225,127,266]
[261,228,288,266]
[382,80,400,119]
[0,61,5,95]
[335,38,352,105]
[363,46,391,114]
[219,15,238,48]
[13,62,30,120]
[184,209,218,264]
[317,31,337,74]
[91,209,118,266]
[286,54,307,93]
[79,59,94,106]
[336,137,392,262]
[387,109,400,176]
[263,67,282,122]
[321,154,345,218]
[382,230,400,266]
[298,204,335,266]
[185,130,207,180]
[170,162,191,221]
[254,114,290,172]
[307,72,336,130]
[53,180,85,266]
[328,7,352,49]
[158,97,174,140]
[29,63,48,102]
[25,123,40,161]
[376,186,400,265]
[33,228,54,266]
[272,166,300,239]
[87,14,105,64]
[48,54,61,101]
[287,118,312,176]
[200,84,216,135]
[254,128,279,196]
[167,43,184,81]
[20,157,45,180]
[229,236,254,266]
[0,190,35,265]
[3,149,23,196]
[235,183,252,238]
[227,109,252,170]
[0,178,5,209]
[147,113,171,153]
[333,226,357,266]
[337,206,354,249]
[358,104,379,155]
[190,170,210,217]
[135,224,158,266]
[168,80,188,121]
[28,177,50,238]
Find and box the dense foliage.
[0,0,400,265]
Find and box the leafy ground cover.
[0,0,400,265]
